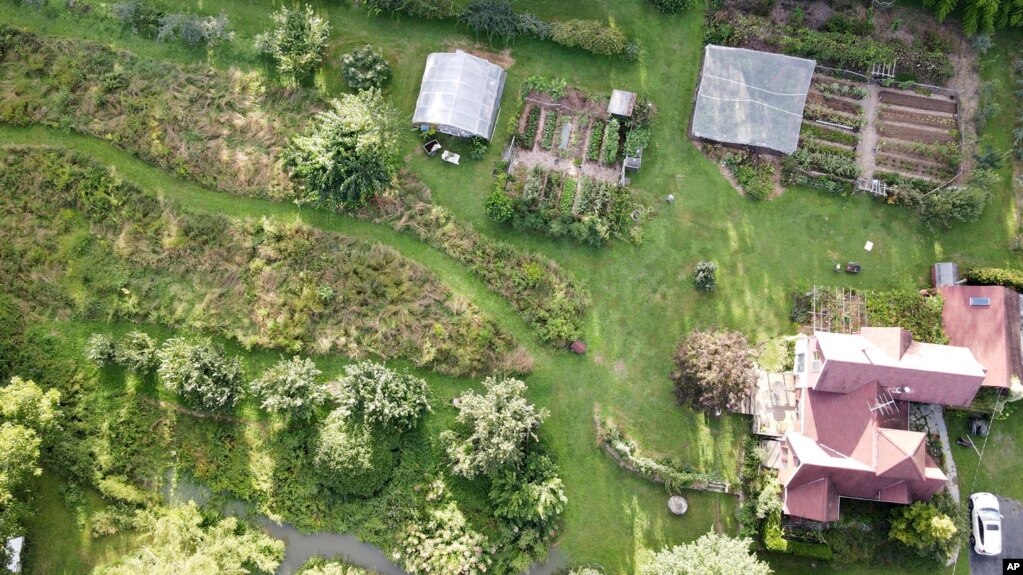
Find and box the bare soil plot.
[879,108,958,130]
[879,91,957,114]
[877,122,955,144]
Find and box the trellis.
[810,285,868,333]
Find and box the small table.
[441,150,461,165]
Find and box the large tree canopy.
[641,531,773,575]
[93,503,285,575]
[923,0,1023,33]
[672,330,758,414]
[157,338,245,411]
[250,356,324,418]
[282,90,400,210]
[332,361,430,431]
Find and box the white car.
[969,492,1003,556]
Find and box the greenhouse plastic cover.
[692,45,816,155]
[412,51,507,140]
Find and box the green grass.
[2,0,1022,572]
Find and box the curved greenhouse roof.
[412,50,507,141]
[692,45,816,155]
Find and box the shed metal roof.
[608,89,636,117]
[412,50,507,140]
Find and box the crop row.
[800,123,859,147]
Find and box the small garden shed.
[412,50,507,141]
[691,45,816,155]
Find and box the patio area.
[739,371,799,437]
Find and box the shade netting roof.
[412,50,507,140]
[692,45,816,155]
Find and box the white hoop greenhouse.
[412,50,507,141]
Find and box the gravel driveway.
[970,496,1023,575]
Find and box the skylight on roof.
[969,297,991,307]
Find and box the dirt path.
[856,83,881,183]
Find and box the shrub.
[111,0,161,34]
[340,45,392,91]
[963,267,1023,291]
[283,91,400,210]
[313,410,397,497]
[516,12,551,39]
[693,260,718,292]
[488,451,566,527]
[332,361,430,431]
[441,377,548,478]
[85,333,118,367]
[549,19,628,56]
[360,0,457,20]
[115,331,158,373]
[672,330,757,414]
[460,0,520,43]
[485,189,515,223]
[648,0,693,13]
[157,12,234,47]
[254,5,330,81]
[889,501,958,563]
[156,337,245,411]
[623,127,650,156]
[401,499,490,575]
[469,136,489,160]
[918,185,989,229]
[250,356,325,418]
[641,531,772,575]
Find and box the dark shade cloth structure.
[692,45,816,155]
[412,50,507,140]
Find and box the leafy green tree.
[0,423,41,508]
[313,409,397,496]
[341,44,392,91]
[156,338,245,411]
[441,377,548,478]
[250,356,324,418]
[489,451,566,527]
[332,361,430,431]
[115,331,158,373]
[918,177,990,229]
[297,558,376,575]
[461,0,520,43]
[85,333,118,367]
[889,501,959,562]
[0,376,61,433]
[93,502,285,575]
[923,0,1023,34]
[649,0,694,13]
[282,91,400,210]
[672,330,758,414]
[693,260,718,292]
[255,4,330,81]
[641,531,772,575]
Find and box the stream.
[164,473,567,575]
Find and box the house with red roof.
[939,285,1022,390]
[777,327,987,523]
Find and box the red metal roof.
[940,285,1022,389]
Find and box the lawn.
[1,0,1021,573]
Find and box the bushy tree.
[516,12,551,39]
[250,356,324,418]
[332,361,430,431]
[0,423,41,510]
[549,19,628,56]
[485,189,515,222]
[116,331,158,373]
[641,531,772,575]
[441,377,548,478]
[282,91,400,210]
[341,45,392,91]
[461,0,520,43]
[489,451,566,527]
[93,503,285,575]
[919,185,989,229]
[923,0,1023,34]
[889,501,959,562]
[0,377,61,433]
[313,409,397,496]
[360,0,457,20]
[297,558,376,575]
[156,338,245,411]
[693,260,718,292]
[401,500,490,575]
[157,12,234,47]
[255,4,330,81]
[85,333,118,367]
[672,330,758,414]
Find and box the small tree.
[313,409,396,496]
[116,331,158,373]
[250,356,325,418]
[672,330,758,414]
[332,361,430,431]
[0,377,61,433]
[341,45,392,91]
[488,451,566,528]
[641,531,772,575]
[889,501,959,562]
[254,5,330,81]
[282,91,400,210]
[460,0,520,43]
[648,0,694,13]
[85,333,118,367]
[693,260,717,292]
[401,500,490,575]
[156,338,245,411]
[441,377,548,479]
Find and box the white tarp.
[412,50,507,140]
[692,45,815,155]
